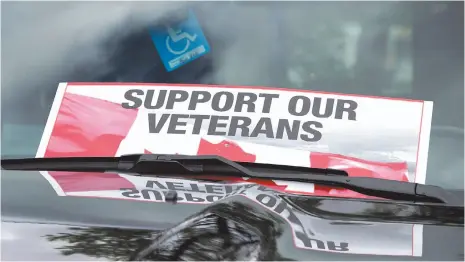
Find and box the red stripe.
[413,102,425,183]
[144,149,153,154]
[197,139,256,162]
[310,152,408,181]
[44,93,137,192]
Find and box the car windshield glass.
[2,1,463,190]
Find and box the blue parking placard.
[149,10,211,72]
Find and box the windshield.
[2,1,463,190]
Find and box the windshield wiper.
[1,154,460,205]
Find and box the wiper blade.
[1,154,458,205]
[1,154,348,176]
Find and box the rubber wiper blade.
[1,156,120,172]
[0,154,457,205]
[1,154,348,176]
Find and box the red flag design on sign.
[44,93,137,192]
[310,152,408,181]
[197,139,256,162]
[42,91,409,198]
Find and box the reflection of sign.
[150,10,210,72]
[52,174,423,257]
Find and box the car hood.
[1,170,464,261]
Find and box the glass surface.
[1,1,463,189]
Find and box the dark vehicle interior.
[1,2,463,189]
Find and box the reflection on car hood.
[1,170,464,261]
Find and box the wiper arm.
[1,154,459,205]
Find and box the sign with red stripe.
[36,82,432,199]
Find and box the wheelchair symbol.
[165,26,197,55]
